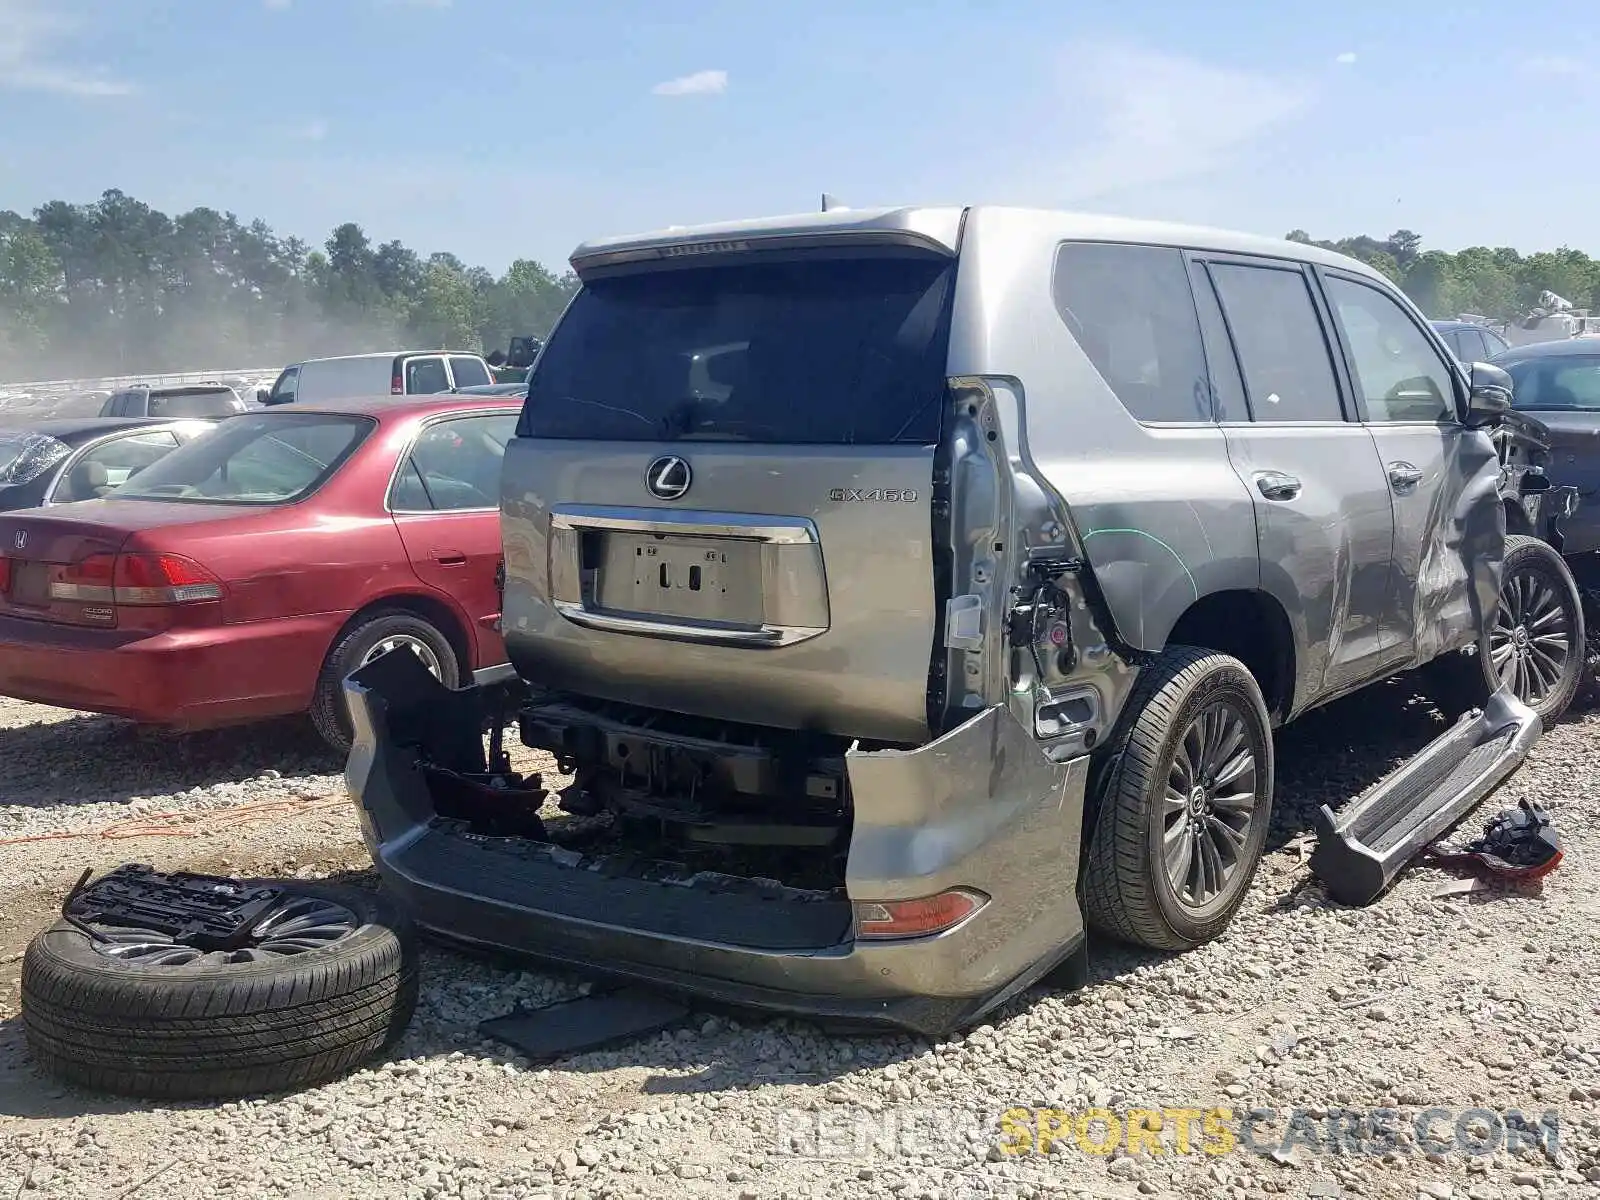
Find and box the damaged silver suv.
[346,206,1571,1036]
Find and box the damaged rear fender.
[846,705,1088,994]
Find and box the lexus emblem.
[11,529,24,551]
[645,455,692,501]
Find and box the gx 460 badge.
[829,488,919,503]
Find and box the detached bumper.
[343,654,1089,1036]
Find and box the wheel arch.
[326,590,474,678]
[1163,588,1296,723]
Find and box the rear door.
[403,356,451,395]
[1196,254,1400,705]
[390,410,519,666]
[447,356,492,390]
[500,249,955,744]
[1318,269,1501,664]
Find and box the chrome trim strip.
[552,600,825,647]
[550,505,817,544]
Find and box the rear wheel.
[310,608,461,754]
[1082,647,1275,951]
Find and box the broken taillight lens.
[49,551,224,605]
[853,889,988,940]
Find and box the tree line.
[3,191,1598,384]
[0,189,578,383]
[1286,228,1600,323]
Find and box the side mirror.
[1463,362,1513,427]
[256,388,271,405]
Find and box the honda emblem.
[11,529,25,551]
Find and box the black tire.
[1427,534,1584,724]
[1082,647,1275,951]
[310,608,461,754]
[21,881,418,1100]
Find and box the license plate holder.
[595,533,763,624]
[9,562,50,607]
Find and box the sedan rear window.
[112,414,373,505]
[522,253,955,444]
[0,432,71,486]
[1504,355,1600,411]
[149,389,240,417]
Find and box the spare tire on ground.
[21,875,418,1100]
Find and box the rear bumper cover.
[343,655,1090,1036]
[0,610,341,727]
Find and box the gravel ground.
[0,684,1597,1200]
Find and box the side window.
[270,366,299,404]
[1207,263,1345,422]
[389,413,517,511]
[1457,329,1490,363]
[448,356,492,388]
[405,357,450,394]
[1483,329,1509,358]
[53,432,180,502]
[1052,243,1214,423]
[1323,275,1456,424]
[1187,263,1249,423]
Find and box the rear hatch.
[502,246,958,744]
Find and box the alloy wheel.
[1162,701,1259,907]
[1490,567,1573,707]
[86,893,362,968]
[358,634,443,678]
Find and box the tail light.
[0,555,10,594]
[853,889,987,940]
[391,370,404,395]
[49,552,224,606]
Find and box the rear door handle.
[431,550,467,567]
[1254,470,1302,501]
[1388,461,1424,490]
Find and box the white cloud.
[1045,41,1311,202]
[1334,52,1358,65]
[1521,55,1587,76]
[652,69,729,97]
[263,0,292,10]
[296,118,329,142]
[0,0,136,97]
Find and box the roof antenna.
[821,193,847,212]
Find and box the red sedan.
[0,395,519,750]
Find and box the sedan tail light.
[50,552,224,606]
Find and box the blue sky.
[1,0,1597,275]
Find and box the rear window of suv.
[149,388,239,417]
[521,253,955,444]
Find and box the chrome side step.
[1309,687,1541,906]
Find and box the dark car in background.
[1432,319,1510,364]
[99,384,250,420]
[0,418,218,512]
[1492,338,1600,556]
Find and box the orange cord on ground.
[0,793,350,847]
